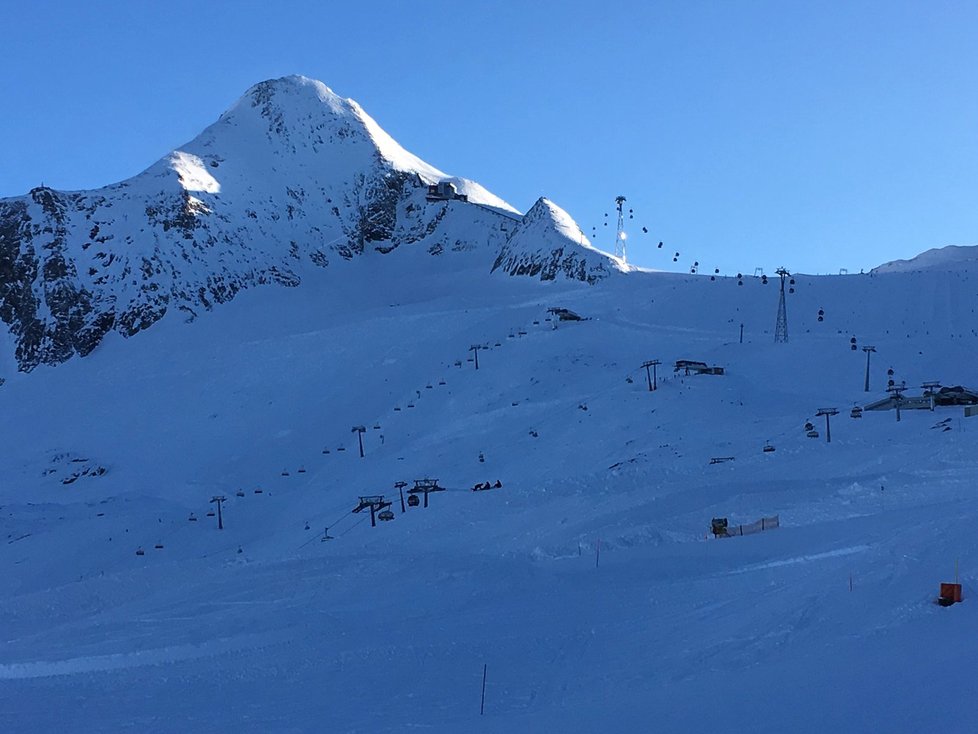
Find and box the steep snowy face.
[871,244,978,274]
[0,76,517,372]
[492,197,627,284]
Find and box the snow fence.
[727,515,780,537]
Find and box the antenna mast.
[614,195,627,263]
[774,267,790,343]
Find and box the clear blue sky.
[2,0,975,274]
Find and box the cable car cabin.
[426,181,468,202]
[378,509,395,522]
[762,444,776,453]
[236,490,245,497]
[407,494,420,507]
[850,407,863,418]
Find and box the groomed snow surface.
[2,250,978,732]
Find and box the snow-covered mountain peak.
[0,75,522,372]
[871,244,978,274]
[523,197,588,239]
[225,75,446,180]
[154,74,518,213]
[492,196,627,283]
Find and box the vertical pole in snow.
[480,664,487,715]
[399,485,406,513]
[740,323,744,344]
[816,408,838,444]
[595,539,601,569]
[641,360,661,392]
[352,426,366,458]
[470,345,480,370]
[211,496,226,530]
[849,573,853,592]
[863,346,876,392]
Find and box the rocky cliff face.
[492,197,626,284]
[0,76,518,372]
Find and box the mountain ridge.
[2,76,594,372]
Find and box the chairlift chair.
[378,509,395,522]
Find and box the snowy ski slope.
[2,237,978,732]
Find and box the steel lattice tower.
[774,267,790,343]
[614,195,627,263]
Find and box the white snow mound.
[872,244,978,273]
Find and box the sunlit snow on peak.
[168,151,221,193]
